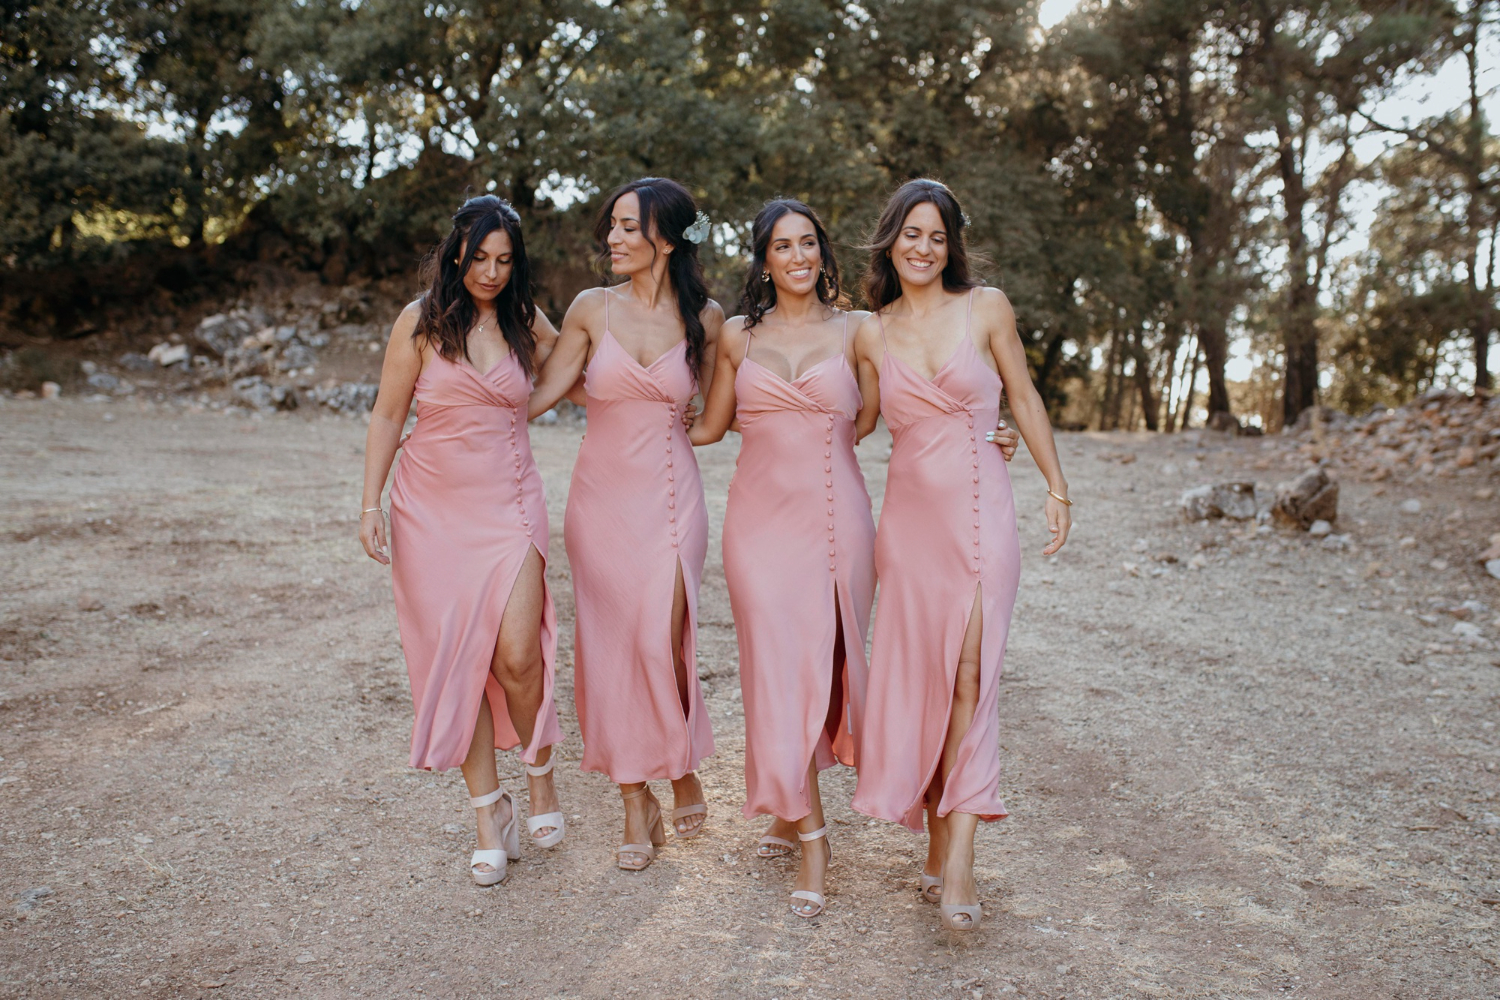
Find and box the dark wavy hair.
[862,178,982,311]
[737,199,844,329]
[415,195,537,376]
[593,177,710,380]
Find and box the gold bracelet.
[1046,489,1073,506]
[361,507,384,516]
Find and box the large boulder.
[1273,467,1338,528]
[1180,482,1258,521]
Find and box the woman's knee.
[493,637,541,688]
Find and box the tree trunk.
[1180,340,1203,430]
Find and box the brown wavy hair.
[862,178,981,310]
[415,195,537,375]
[593,177,710,381]
[737,199,844,329]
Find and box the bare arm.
[530,309,587,407]
[690,316,746,446]
[359,302,424,564]
[979,287,1071,554]
[529,289,599,419]
[697,299,726,401]
[852,313,883,442]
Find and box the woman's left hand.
[1043,493,1072,555]
[984,419,1019,461]
[682,402,699,430]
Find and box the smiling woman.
[357,194,570,888]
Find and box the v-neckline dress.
[723,316,876,821]
[563,297,714,783]
[852,289,1021,830]
[389,348,561,771]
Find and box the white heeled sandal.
[524,757,566,850]
[920,871,944,904]
[789,826,830,919]
[758,833,796,858]
[469,787,521,887]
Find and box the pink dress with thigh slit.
[564,297,714,784]
[389,349,561,772]
[723,317,876,821]
[852,289,1021,831]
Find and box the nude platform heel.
[920,872,944,904]
[469,788,521,887]
[524,757,565,849]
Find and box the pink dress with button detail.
[852,289,1020,831]
[389,349,561,771]
[723,317,876,821]
[563,297,714,783]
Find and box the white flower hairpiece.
[682,211,711,245]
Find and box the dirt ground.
[2,395,1498,1000]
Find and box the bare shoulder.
[852,311,884,350]
[389,299,423,344]
[700,298,727,338]
[973,286,1015,325]
[718,315,750,362]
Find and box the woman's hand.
[985,419,1019,461]
[1042,493,1071,555]
[682,401,698,430]
[359,510,390,565]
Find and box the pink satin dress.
[723,317,876,821]
[388,349,562,771]
[564,297,714,784]
[852,289,1020,831]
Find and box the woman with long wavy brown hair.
[358,195,568,887]
[528,177,724,872]
[850,178,1072,930]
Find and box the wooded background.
[4,0,1497,430]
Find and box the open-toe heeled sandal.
[757,833,796,858]
[672,802,707,838]
[524,757,565,850]
[920,872,943,905]
[789,826,830,919]
[469,788,520,887]
[616,787,666,871]
[940,903,982,931]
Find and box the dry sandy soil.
[1,395,1498,1000]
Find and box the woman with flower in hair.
[528,177,724,871]
[850,179,1071,930]
[688,199,1020,918]
[359,195,568,887]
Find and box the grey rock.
[279,342,316,371]
[1273,467,1338,529]
[195,314,244,357]
[1180,482,1257,521]
[232,377,298,412]
[1486,559,1500,581]
[86,371,120,392]
[1400,499,1422,514]
[118,352,156,372]
[308,381,378,415]
[1206,410,1241,435]
[1308,519,1332,537]
[14,886,53,913]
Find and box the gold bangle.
[361,507,384,516]
[1046,489,1073,506]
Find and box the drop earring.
[762,271,771,283]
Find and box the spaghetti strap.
[840,312,851,353]
[965,287,975,335]
[604,286,610,330]
[875,308,889,349]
